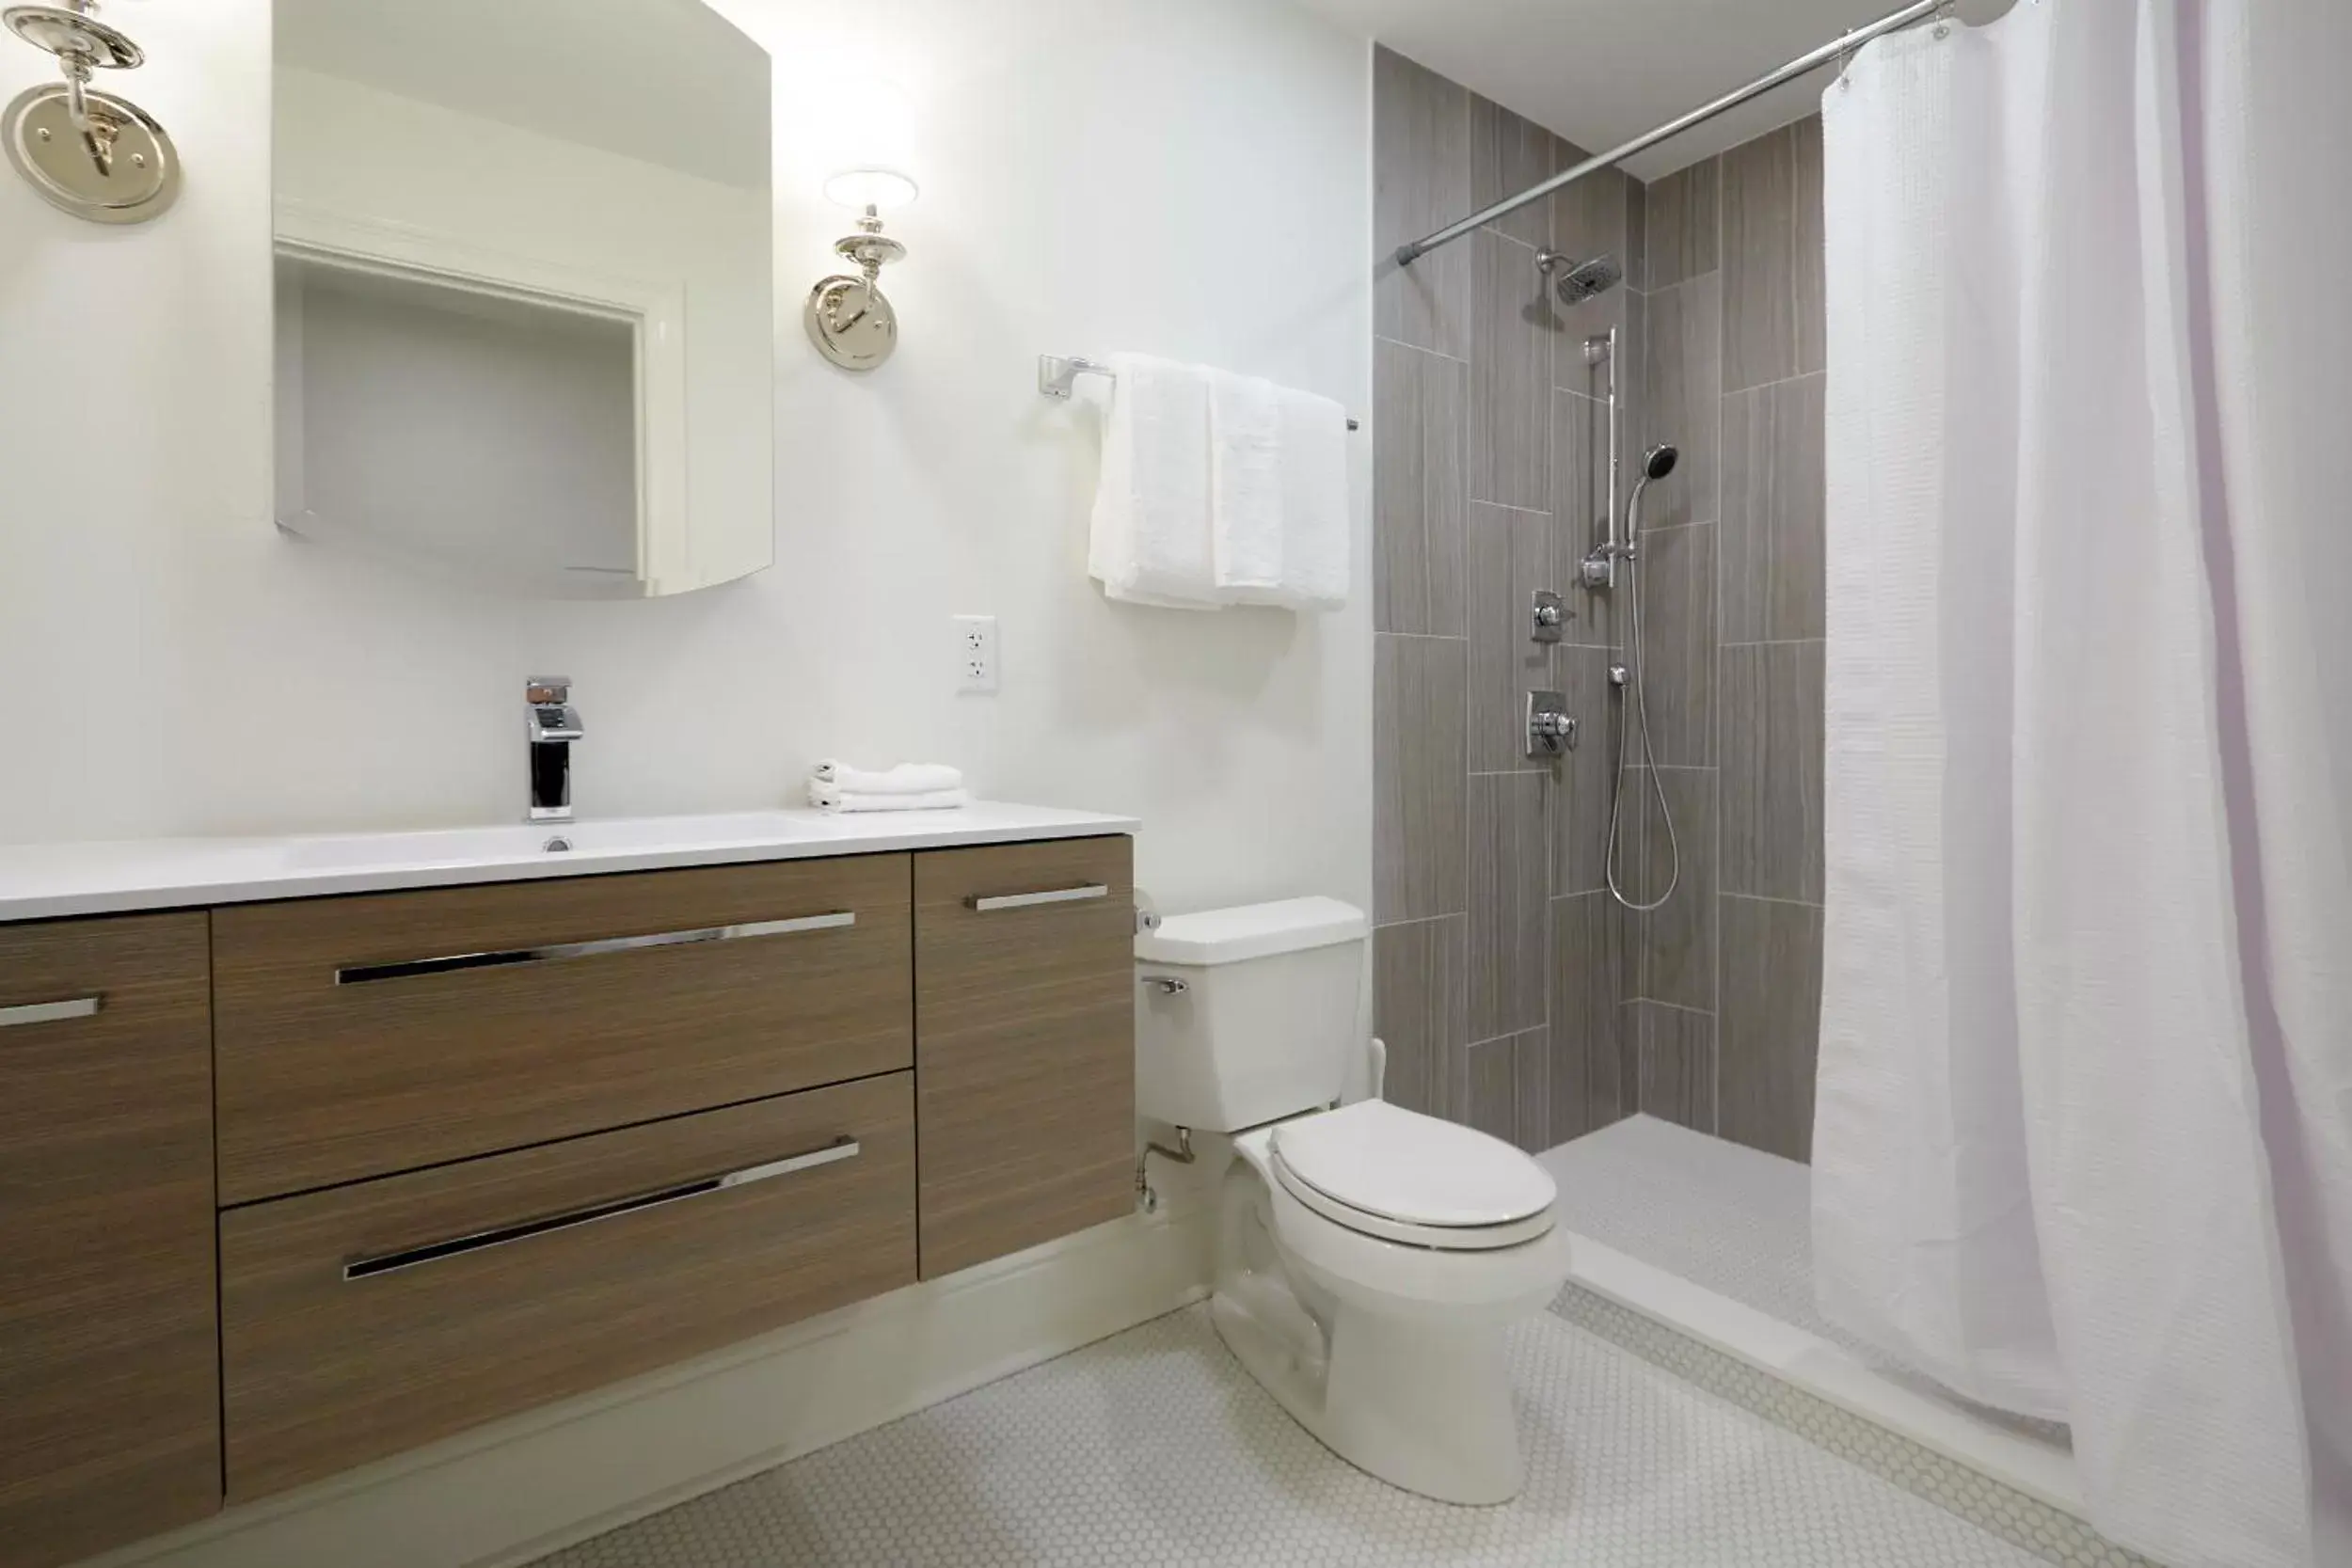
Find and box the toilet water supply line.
[1136,1126,1195,1214]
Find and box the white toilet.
[1136,896,1570,1506]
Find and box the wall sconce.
[803,166,916,372]
[3,0,177,223]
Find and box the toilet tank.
[1134,896,1368,1132]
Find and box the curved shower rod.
[1394,0,1951,267]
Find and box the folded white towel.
[1087,353,1222,610]
[808,781,971,814]
[811,760,965,795]
[1212,374,1349,611]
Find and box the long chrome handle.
[342,1136,861,1281]
[336,911,857,986]
[967,884,1110,913]
[0,996,102,1028]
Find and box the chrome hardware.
[1610,662,1631,688]
[1527,689,1579,758]
[1040,355,1359,431]
[1136,1125,1195,1215]
[526,675,582,824]
[342,1136,862,1281]
[1581,545,1618,590]
[1141,975,1189,996]
[0,994,100,1027]
[3,0,177,225]
[1531,590,1566,643]
[334,912,857,986]
[967,883,1111,912]
[805,202,908,372]
[542,835,574,854]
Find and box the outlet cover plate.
[954,614,998,692]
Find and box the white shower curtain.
[1812,5,2352,1567]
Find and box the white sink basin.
[278,810,846,873]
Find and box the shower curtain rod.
[1394,0,1948,266]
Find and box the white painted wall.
[0,0,1375,919]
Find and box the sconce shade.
[822,166,918,211]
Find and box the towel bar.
[1039,355,1359,431]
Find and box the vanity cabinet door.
[913,836,1136,1278]
[213,853,914,1202]
[0,913,219,1568]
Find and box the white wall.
[0,0,1374,919]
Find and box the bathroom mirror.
[271,0,773,598]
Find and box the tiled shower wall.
[1369,48,1634,1152]
[1371,47,1828,1164]
[1620,119,1828,1163]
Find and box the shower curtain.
[1812,5,2352,1567]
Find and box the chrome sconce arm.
[3,0,178,223]
[805,166,918,372]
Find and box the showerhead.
[1536,249,1624,307]
[1639,443,1678,482]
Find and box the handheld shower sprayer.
[1602,439,1684,914]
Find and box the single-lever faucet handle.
[525,676,571,705]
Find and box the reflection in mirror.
[271,0,773,598]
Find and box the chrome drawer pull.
[966,884,1110,913]
[342,1136,862,1281]
[0,995,101,1028]
[335,911,857,986]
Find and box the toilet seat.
[1265,1101,1557,1252]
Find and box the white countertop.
[0,802,1140,923]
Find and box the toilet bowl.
[1135,897,1571,1505]
[1212,1101,1569,1504]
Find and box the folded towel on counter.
[810,760,965,795]
[1208,370,1349,611]
[1087,353,1222,609]
[808,781,971,814]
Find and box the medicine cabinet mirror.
[271,0,774,597]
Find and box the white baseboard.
[89,1204,1214,1568]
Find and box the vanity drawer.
[214,854,913,1203]
[220,1070,915,1501]
[0,912,220,1568]
[914,835,1136,1277]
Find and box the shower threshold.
[1536,1117,2084,1518]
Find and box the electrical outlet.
[953,614,998,692]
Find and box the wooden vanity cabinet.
[0,913,221,1568]
[1,829,1139,1546]
[913,838,1136,1278]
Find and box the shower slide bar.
[1394,0,1951,266]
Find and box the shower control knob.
[1531,591,1566,643]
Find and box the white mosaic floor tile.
[539,1303,2053,1568]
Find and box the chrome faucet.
[525,677,582,822]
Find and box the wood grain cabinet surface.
[220,1071,917,1501]
[212,854,915,1202]
[913,837,1136,1278]
[0,912,220,1568]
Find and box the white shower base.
[1536,1117,2083,1515]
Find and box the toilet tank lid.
[1135,896,1368,966]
